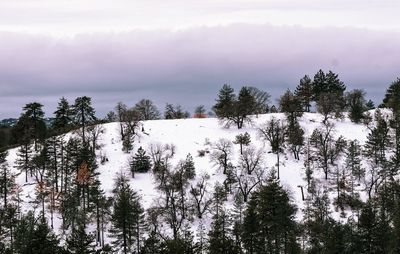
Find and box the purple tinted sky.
[0,1,399,118]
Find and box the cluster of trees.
[214,70,377,128]
[0,73,400,253]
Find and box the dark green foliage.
[242,177,300,254]
[164,104,190,119]
[233,132,251,155]
[279,89,303,122]
[73,96,97,144]
[345,140,364,181]
[317,92,346,123]
[12,102,47,150]
[14,212,60,254]
[366,99,375,110]
[213,85,257,129]
[286,118,305,160]
[237,86,257,121]
[313,70,346,99]
[213,84,236,120]
[208,211,239,254]
[382,78,400,112]
[130,146,152,177]
[110,173,145,254]
[0,151,15,208]
[364,110,390,167]
[346,89,367,123]
[312,70,347,121]
[0,126,12,150]
[52,97,72,134]
[295,75,313,112]
[66,223,96,254]
[15,142,33,182]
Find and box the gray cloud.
[0,24,399,118]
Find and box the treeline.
[0,70,400,253]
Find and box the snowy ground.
[4,112,375,244]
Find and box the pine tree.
[15,142,33,182]
[213,85,256,129]
[208,210,238,254]
[0,151,15,209]
[345,140,364,194]
[130,146,152,177]
[364,110,390,167]
[66,223,96,254]
[110,173,145,254]
[213,84,236,120]
[286,118,304,160]
[346,89,367,123]
[31,220,60,254]
[295,75,313,112]
[312,69,328,100]
[382,77,400,112]
[52,97,72,134]
[279,89,303,123]
[164,104,190,119]
[73,96,97,145]
[233,132,251,155]
[12,102,47,151]
[236,86,257,128]
[242,177,299,254]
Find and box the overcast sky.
[0,0,399,118]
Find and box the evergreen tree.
[72,96,97,145]
[233,132,251,155]
[110,173,145,254]
[364,110,390,167]
[242,177,299,254]
[130,146,152,177]
[31,220,60,254]
[0,151,15,209]
[66,223,96,254]
[286,117,305,160]
[345,140,364,186]
[213,84,236,120]
[382,78,400,112]
[365,99,375,110]
[295,75,313,112]
[213,85,256,129]
[15,142,33,182]
[52,97,72,134]
[208,210,239,254]
[346,89,367,123]
[12,102,47,150]
[164,104,190,119]
[279,89,303,123]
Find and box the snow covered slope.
[4,112,373,242]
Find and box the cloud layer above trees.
[1,24,399,118]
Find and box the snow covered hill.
[4,112,377,245]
